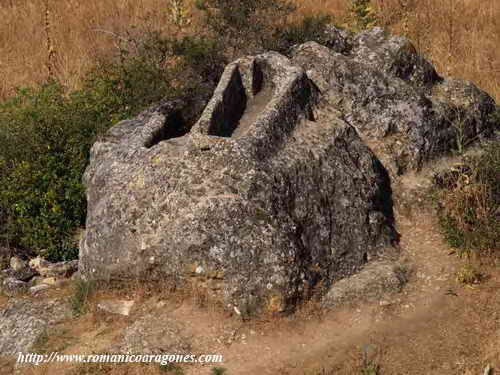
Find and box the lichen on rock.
[79,51,397,315]
[79,27,497,316]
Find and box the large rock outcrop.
[291,27,497,175]
[79,27,497,314]
[80,52,396,315]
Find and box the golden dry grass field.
[0,0,498,101]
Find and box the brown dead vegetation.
[0,0,498,101]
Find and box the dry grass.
[0,0,184,98]
[375,0,500,102]
[0,0,499,101]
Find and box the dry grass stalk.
[169,0,192,30]
[44,0,57,80]
[0,0,498,101]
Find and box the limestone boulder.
[322,260,407,307]
[79,52,397,314]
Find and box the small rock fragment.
[30,284,52,294]
[97,300,135,316]
[29,257,78,278]
[2,277,29,296]
[10,256,27,272]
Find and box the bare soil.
[2,200,499,375]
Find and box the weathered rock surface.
[28,257,78,278]
[10,256,26,272]
[5,257,37,281]
[0,298,71,356]
[80,52,396,314]
[290,27,497,176]
[1,256,77,298]
[119,313,192,355]
[2,277,29,296]
[2,266,37,283]
[29,284,52,294]
[0,247,32,272]
[322,260,407,307]
[79,27,497,315]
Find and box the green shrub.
[0,27,227,261]
[195,0,333,58]
[0,83,104,261]
[95,30,225,103]
[195,0,297,57]
[267,14,333,53]
[434,142,500,256]
[349,0,377,31]
[159,363,185,374]
[170,35,226,88]
[85,32,177,122]
[0,74,156,261]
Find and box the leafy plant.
[159,363,185,374]
[0,83,103,261]
[361,364,380,375]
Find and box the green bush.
[195,0,297,57]
[170,35,226,90]
[0,30,226,261]
[0,83,104,261]
[434,142,500,256]
[349,0,377,31]
[210,367,227,375]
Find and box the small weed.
[361,364,380,375]
[31,329,49,354]
[360,343,380,375]
[211,367,227,375]
[69,278,97,316]
[456,263,482,285]
[159,363,184,374]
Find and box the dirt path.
[174,209,499,375]
[5,204,499,375]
